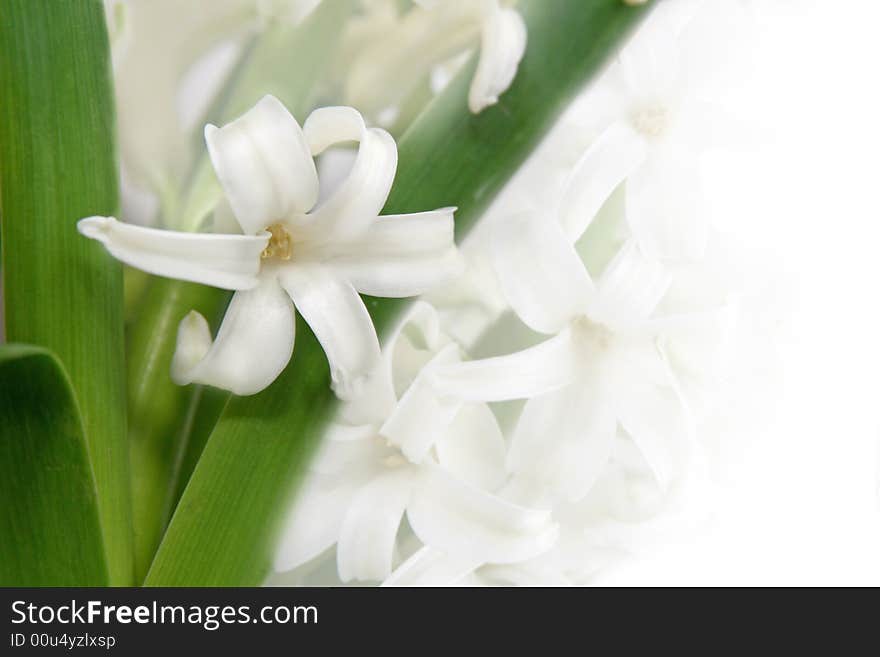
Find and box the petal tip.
[77,215,114,240]
[170,310,212,386]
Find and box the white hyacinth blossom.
[347,0,527,118]
[568,0,746,261]
[79,95,461,397]
[427,189,701,504]
[273,303,557,582]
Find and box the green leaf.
[125,0,353,581]
[0,0,132,584]
[146,0,651,586]
[0,345,108,586]
[127,280,228,581]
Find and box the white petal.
[589,241,670,329]
[508,380,616,503]
[279,264,381,400]
[677,0,752,95]
[407,465,559,564]
[558,122,647,242]
[337,468,415,582]
[430,329,581,402]
[619,13,681,100]
[469,5,527,112]
[325,209,463,297]
[491,212,594,334]
[380,344,462,464]
[435,403,507,492]
[651,305,736,387]
[77,216,266,290]
[345,3,479,118]
[300,106,397,242]
[272,473,359,573]
[626,146,709,261]
[387,300,449,389]
[338,300,447,426]
[612,360,692,490]
[311,422,385,476]
[170,276,295,395]
[205,95,319,234]
[478,561,573,587]
[383,546,481,587]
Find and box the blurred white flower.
[273,303,557,582]
[110,0,260,209]
[423,139,735,503]
[431,225,692,502]
[79,95,460,397]
[568,0,749,261]
[109,0,328,225]
[346,0,527,119]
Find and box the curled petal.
[300,106,397,241]
[381,344,462,464]
[324,209,463,297]
[345,4,479,119]
[430,329,581,402]
[491,211,594,334]
[407,465,559,565]
[170,276,295,395]
[339,301,447,426]
[280,264,381,400]
[77,216,266,290]
[469,4,527,112]
[558,122,647,242]
[337,469,415,582]
[205,95,318,234]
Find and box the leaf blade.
[0,0,131,584]
[0,345,109,586]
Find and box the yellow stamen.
[261,223,292,260]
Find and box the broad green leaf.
[125,0,353,581]
[0,0,131,584]
[146,0,652,586]
[0,345,108,586]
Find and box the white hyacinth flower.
[568,0,748,261]
[347,0,527,118]
[426,160,709,504]
[273,302,558,582]
[79,95,461,397]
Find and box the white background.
[597,1,880,585]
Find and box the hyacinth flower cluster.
[67,0,752,587]
[263,1,746,586]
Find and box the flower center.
[382,453,407,468]
[572,316,614,353]
[631,103,669,138]
[261,223,292,261]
